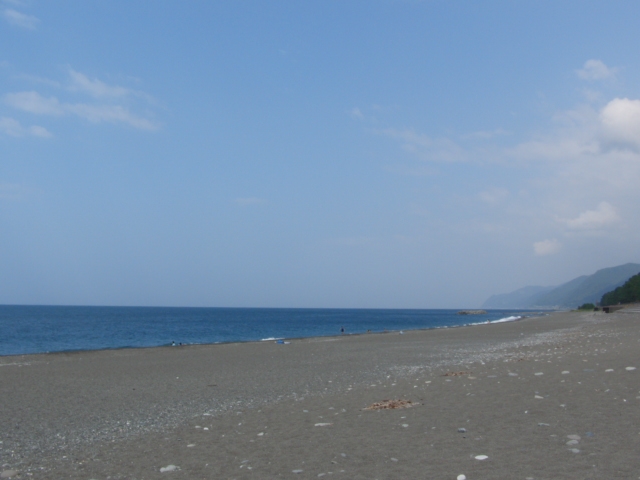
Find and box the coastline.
[2,309,639,478]
[0,308,545,358]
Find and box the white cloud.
[234,197,266,206]
[533,239,562,256]
[507,97,640,163]
[0,117,51,138]
[577,59,617,81]
[4,91,64,115]
[28,125,52,138]
[4,91,158,130]
[566,202,620,230]
[0,117,23,136]
[68,69,131,98]
[3,8,39,29]
[67,103,157,130]
[600,98,640,150]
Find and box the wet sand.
[1,308,640,479]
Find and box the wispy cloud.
[4,91,158,130]
[371,63,640,259]
[576,59,617,81]
[3,8,39,30]
[3,68,160,132]
[5,91,64,115]
[0,116,52,138]
[565,202,620,230]
[533,239,561,256]
[68,69,131,98]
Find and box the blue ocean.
[0,305,536,356]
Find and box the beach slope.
[1,309,640,479]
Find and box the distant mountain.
[482,263,640,309]
[482,285,556,309]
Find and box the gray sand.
[1,309,640,479]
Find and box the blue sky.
[2,1,639,308]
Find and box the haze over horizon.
[2,2,640,309]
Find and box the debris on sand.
[442,371,471,377]
[364,399,414,410]
[160,465,180,473]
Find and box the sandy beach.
[2,308,640,479]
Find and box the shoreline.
[0,309,549,359]
[3,309,638,478]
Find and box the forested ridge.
[601,274,640,306]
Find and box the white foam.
[490,315,522,324]
[260,337,283,341]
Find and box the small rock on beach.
[160,465,179,473]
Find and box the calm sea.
[0,305,536,356]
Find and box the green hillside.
[601,274,640,306]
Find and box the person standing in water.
[340,326,345,335]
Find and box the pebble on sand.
[605,369,614,372]
[0,471,18,479]
[160,465,179,473]
[534,372,544,376]
[457,475,467,480]
[292,469,304,473]
[562,371,570,374]
[626,367,636,371]
[474,455,488,460]
[535,395,544,399]
[314,423,332,427]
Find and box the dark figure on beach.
[341,326,345,334]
